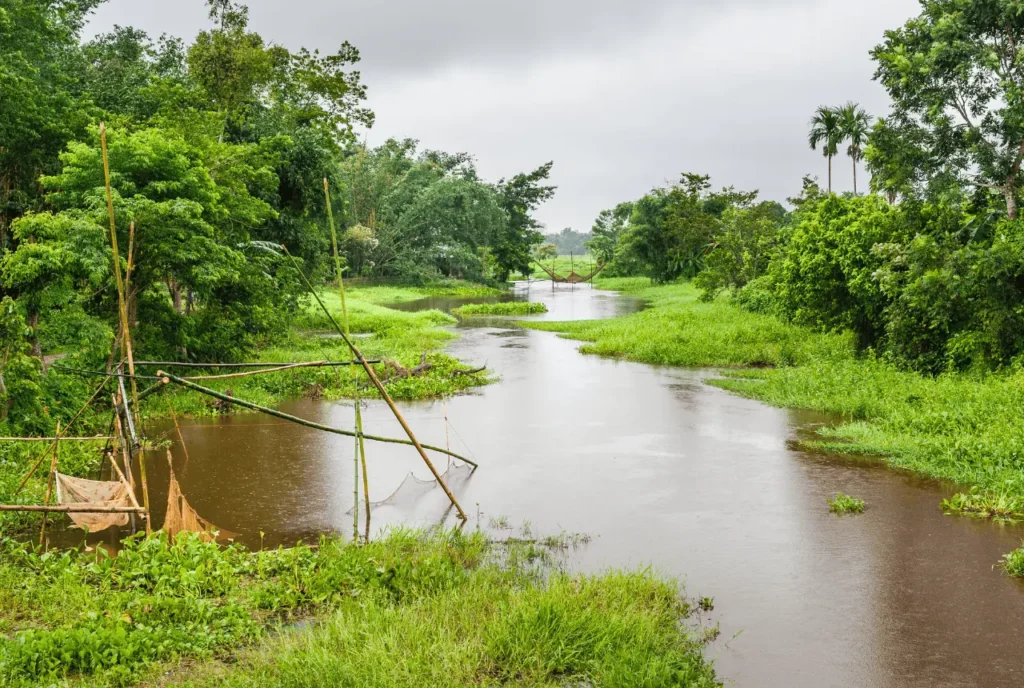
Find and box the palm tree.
[839,102,873,195]
[808,106,842,193]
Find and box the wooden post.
[356,401,370,541]
[39,422,60,547]
[281,249,470,519]
[100,124,140,432]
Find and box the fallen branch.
[452,364,487,377]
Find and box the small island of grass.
[829,493,866,515]
[453,302,548,317]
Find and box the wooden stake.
[281,248,470,519]
[100,124,141,433]
[39,422,60,547]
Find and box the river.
[141,282,1024,687]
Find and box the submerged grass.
[0,530,719,687]
[453,301,548,317]
[828,493,866,514]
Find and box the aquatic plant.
[453,301,548,317]
[0,529,718,687]
[999,545,1024,578]
[940,489,1024,522]
[828,493,866,514]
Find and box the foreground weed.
[829,493,866,514]
[941,489,1024,522]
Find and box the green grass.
[0,530,719,687]
[527,254,599,280]
[828,493,866,514]
[141,285,494,421]
[525,279,853,367]
[344,281,505,305]
[453,301,548,317]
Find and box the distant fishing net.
[346,461,474,514]
[164,456,234,542]
[54,473,132,532]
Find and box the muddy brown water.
[71,282,1024,686]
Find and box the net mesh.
[346,461,474,514]
[164,459,232,541]
[54,473,132,532]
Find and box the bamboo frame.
[156,373,478,468]
[0,505,147,514]
[281,247,470,519]
[39,422,60,547]
[100,123,141,430]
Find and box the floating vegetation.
[453,301,548,317]
[829,493,866,514]
[940,489,1024,522]
[999,545,1024,578]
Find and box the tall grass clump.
[1000,546,1024,578]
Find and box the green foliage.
[828,493,865,514]
[871,0,1024,217]
[453,301,548,317]
[808,105,843,192]
[544,227,590,255]
[493,162,557,281]
[694,202,786,300]
[0,530,718,687]
[940,488,1024,522]
[587,201,634,272]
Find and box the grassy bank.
[453,301,548,317]
[527,278,1024,529]
[140,284,495,420]
[0,530,719,687]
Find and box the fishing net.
[54,473,132,532]
[346,461,474,514]
[164,459,232,541]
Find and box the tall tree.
[808,106,842,193]
[872,1,1024,219]
[839,102,872,195]
[494,162,556,281]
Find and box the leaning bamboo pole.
[0,437,114,442]
[117,374,150,536]
[39,422,60,547]
[181,361,370,381]
[356,401,370,541]
[281,247,470,519]
[156,373,478,467]
[100,123,141,430]
[14,374,113,495]
[136,360,375,369]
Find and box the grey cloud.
[87,0,922,234]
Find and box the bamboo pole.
[14,374,113,495]
[167,402,191,468]
[105,449,142,510]
[136,360,374,369]
[0,437,113,442]
[323,178,350,332]
[357,401,369,541]
[281,248,470,519]
[100,124,141,431]
[39,422,60,547]
[181,361,369,381]
[111,400,136,533]
[116,376,149,535]
[0,505,146,514]
[352,403,359,542]
[156,372,478,467]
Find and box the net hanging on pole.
[345,460,474,515]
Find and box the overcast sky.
[85,0,922,234]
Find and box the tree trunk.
[168,279,183,313]
[828,155,833,194]
[27,310,41,361]
[852,158,858,195]
[1006,186,1018,221]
